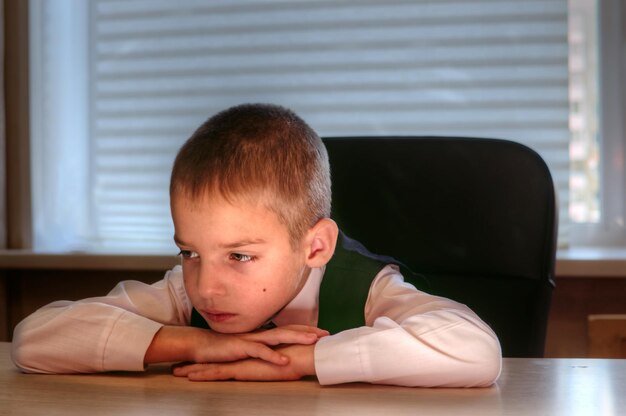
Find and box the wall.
[545,276,626,357]
[1,269,163,342]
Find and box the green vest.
[190,231,429,333]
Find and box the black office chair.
[323,136,557,357]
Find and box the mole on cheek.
[263,288,267,292]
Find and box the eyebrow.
[218,239,267,249]
[173,235,266,249]
[173,235,188,246]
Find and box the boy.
[12,104,501,387]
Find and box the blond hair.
[170,103,331,247]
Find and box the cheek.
[249,264,295,299]
[181,263,199,296]
[276,262,307,295]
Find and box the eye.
[229,253,254,263]
[177,250,199,260]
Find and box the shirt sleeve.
[11,266,191,374]
[314,265,502,387]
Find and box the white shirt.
[11,265,501,387]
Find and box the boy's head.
[170,103,331,248]
[169,104,338,333]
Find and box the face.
[171,192,310,333]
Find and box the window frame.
[568,0,626,248]
[3,0,32,250]
[3,0,625,277]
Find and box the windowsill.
[0,248,625,277]
[0,250,179,271]
[555,247,626,278]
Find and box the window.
[568,0,600,224]
[28,0,625,253]
[568,0,626,247]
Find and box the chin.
[209,321,259,334]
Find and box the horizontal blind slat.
[90,0,570,251]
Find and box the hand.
[172,344,316,381]
[145,325,327,366]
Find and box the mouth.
[203,310,237,323]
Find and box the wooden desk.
[0,342,624,416]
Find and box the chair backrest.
[323,136,557,357]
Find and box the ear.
[303,218,339,268]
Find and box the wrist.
[291,344,316,377]
[144,326,197,364]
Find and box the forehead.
[171,191,291,247]
[171,189,269,217]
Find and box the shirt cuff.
[102,311,163,372]
[314,327,367,385]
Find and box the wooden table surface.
[1,342,624,415]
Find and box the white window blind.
[31,0,570,253]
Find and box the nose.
[197,261,227,297]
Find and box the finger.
[171,361,194,372]
[277,325,330,338]
[174,362,261,381]
[187,364,236,381]
[173,363,207,377]
[245,326,328,346]
[186,361,299,382]
[241,342,290,366]
[248,330,318,346]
